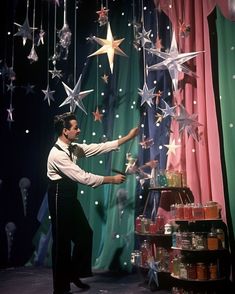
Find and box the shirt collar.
[56,138,70,150]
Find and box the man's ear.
[63,128,68,138]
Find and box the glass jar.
[216,228,225,248]
[196,262,208,280]
[149,221,157,234]
[183,203,193,220]
[209,263,218,280]
[155,215,165,233]
[181,232,192,250]
[204,201,219,219]
[207,232,219,250]
[157,169,168,187]
[192,203,204,220]
[175,204,184,219]
[135,215,142,232]
[187,263,197,280]
[140,240,152,267]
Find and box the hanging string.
[46,0,50,86]
[52,1,57,65]
[74,0,77,86]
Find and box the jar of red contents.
[155,215,165,233]
[207,232,218,250]
[204,201,219,219]
[184,203,193,220]
[192,203,204,220]
[175,204,184,219]
[135,215,143,232]
[187,263,197,280]
[149,221,157,234]
[196,263,208,280]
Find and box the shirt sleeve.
[77,140,119,157]
[47,150,104,187]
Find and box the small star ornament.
[49,67,62,79]
[138,82,156,107]
[60,74,94,114]
[137,27,152,47]
[7,104,14,122]
[101,74,109,84]
[42,85,55,106]
[96,5,109,26]
[139,135,154,149]
[92,107,104,122]
[6,81,15,93]
[88,22,127,73]
[164,139,181,155]
[158,100,177,118]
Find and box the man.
[47,112,139,294]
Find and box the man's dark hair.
[54,112,77,136]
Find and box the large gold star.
[88,22,127,73]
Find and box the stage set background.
[0,0,234,280]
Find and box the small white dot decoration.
[156,122,160,127]
[101,92,104,96]
[25,129,29,133]
[128,23,131,27]
[116,234,120,238]
[168,91,171,96]
[48,215,51,219]
[231,46,235,50]
[83,139,86,143]
[99,160,103,164]
[133,101,136,104]
[119,88,122,92]
[167,25,170,30]
[99,64,102,68]
[92,132,96,136]
[159,145,163,149]
[154,80,157,84]
[192,149,196,153]
[80,190,84,194]
[144,6,147,10]
[131,105,134,109]
[116,114,119,118]
[121,12,124,16]
[141,124,144,128]
[193,100,197,105]
[229,123,234,128]
[7,31,11,35]
[123,262,127,266]
[102,109,105,113]
[139,195,143,199]
[118,135,122,139]
[232,75,235,79]
[95,201,99,205]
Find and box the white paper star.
[137,27,152,47]
[164,139,181,155]
[59,75,94,114]
[146,32,203,91]
[88,22,127,73]
[42,85,55,106]
[138,82,156,107]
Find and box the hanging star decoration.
[58,23,72,60]
[0,62,16,81]
[49,67,62,79]
[125,153,138,174]
[155,113,164,124]
[14,10,35,46]
[158,100,177,118]
[92,107,103,122]
[6,81,15,93]
[175,104,202,141]
[42,85,55,106]
[146,32,203,92]
[155,36,164,51]
[96,5,109,26]
[101,73,109,84]
[88,22,127,73]
[179,20,191,38]
[60,74,94,114]
[37,28,45,46]
[138,82,156,107]
[155,90,163,105]
[164,138,181,155]
[139,135,154,149]
[136,26,152,47]
[27,45,38,63]
[24,83,35,95]
[7,104,14,122]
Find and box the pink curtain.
[155,0,226,221]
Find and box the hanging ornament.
[0,62,16,81]
[42,85,55,106]
[155,113,164,124]
[49,67,62,79]
[57,0,72,60]
[88,22,127,74]
[146,32,203,92]
[138,82,156,107]
[37,27,45,46]
[27,45,38,63]
[136,26,152,47]
[60,74,94,114]
[175,104,202,141]
[101,73,109,84]
[5,222,17,263]
[14,0,35,46]
[96,5,109,26]
[155,36,164,51]
[178,20,191,38]
[155,90,163,105]
[164,139,181,155]
[125,153,138,174]
[24,83,35,95]
[7,104,14,122]
[19,177,31,217]
[6,81,15,93]
[158,100,177,118]
[92,107,104,122]
[139,135,154,149]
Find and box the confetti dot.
[156,122,160,127]
[128,23,131,27]
[101,92,105,96]
[153,80,157,84]
[123,262,127,266]
[118,135,122,139]
[168,91,171,96]
[92,132,96,136]
[229,123,234,128]
[133,101,136,104]
[95,201,99,205]
[116,114,119,118]
[25,129,29,134]
[116,234,120,239]
[193,100,197,105]
[144,6,147,10]
[139,195,143,199]
[141,124,144,128]
[80,190,84,194]
[119,88,122,92]
[131,105,134,109]
[121,12,124,16]
[192,149,196,153]
[99,64,102,68]
[83,139,86,143]
[7,32,11,35]
[167,25,170,30]
[99,160,103,164]
[48,215,51,219]
[159,145,163,149]
[102,109,105,113]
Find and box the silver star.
[37,29,45,46]
[7,104,14,122]
[24,83,35,95]
[158,100,177,118]
[138,82,156,107]
[42,85,55,106]
[59,75,94,114]
[146,32,203,91]
[14,16,36,46]
[6,81,15,93]
[137,27,152,47]
[49,67,62,79]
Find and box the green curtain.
[216,8,235,242]
[76,5,140,271]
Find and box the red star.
[92,107,104,122]
[96,6,109,19]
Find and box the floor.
[0,266,171,294]
[0,266,234,294]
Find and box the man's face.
[65,119,80,142]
